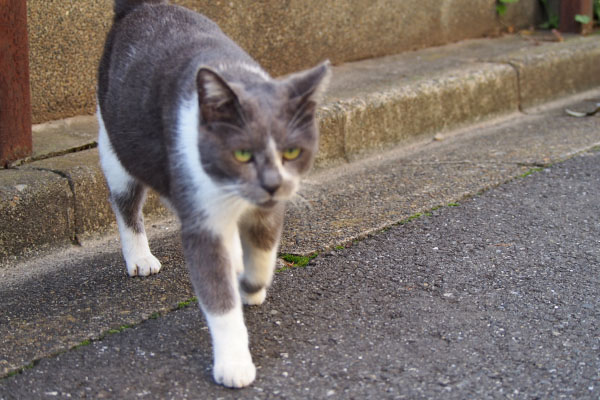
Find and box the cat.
[97,0,330,388]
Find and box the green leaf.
[575,14,591,24]
[496,0,518,16]
[541,14,559,29]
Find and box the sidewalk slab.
[30,116,98,160]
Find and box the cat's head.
[196,61,331,208]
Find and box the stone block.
[0,168,73,263]
[28,150,168,244]
[498,36,600,108]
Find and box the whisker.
[288,192,313,211]
[203,191,242,212]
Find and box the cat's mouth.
[258,199,278,208]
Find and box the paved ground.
[1,143,599,397]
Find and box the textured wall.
[27,1,112,123]
[27,0,540,123]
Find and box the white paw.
[125,253,161,277]
[213,357,256,388]
[241,287,267,306]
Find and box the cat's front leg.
[238,205,285,306]
[182,227,255,388]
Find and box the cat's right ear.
[196,68,243,127]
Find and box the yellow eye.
[282,148,301,161]
[233,149,252,163]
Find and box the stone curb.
[498,36,600,108]
[1,34,599,264]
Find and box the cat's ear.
[284,60,331,105]
[196,67,243,126]
[283,61,331,126]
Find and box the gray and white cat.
[97,0,330,388]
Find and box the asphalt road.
[1,145,599,398]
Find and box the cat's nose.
[261,179,281,195]
[261,170,282,195]
[262,183,280,195]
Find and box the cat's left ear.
[196,67,243,126]
[283,60,331,112]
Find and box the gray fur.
[113,0,167,21]
[239,279,265,296]
[112,182,147,234]
[239,205,285,251]
[183,229,236,313]
[98,0,329,340]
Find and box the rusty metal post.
[559,0,594,34]
[0,0,32,167]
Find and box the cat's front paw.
[213,357,256,388]
[241,287,267,306]
[125,253,161,277]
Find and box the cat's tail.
[114,0,168,21]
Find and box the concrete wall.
[27,0,540,123]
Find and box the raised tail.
[114,0,168,20]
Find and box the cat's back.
[99,2,255,115]
[101,3,223,89]
[97,2,232,195]
[114,3,222,51]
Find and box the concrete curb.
[1,33,599,264]
[498,36,600,108]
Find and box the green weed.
[106,324,133,335]
[278,253,318,272]
[73,339,92,349]
[177,297,198,309]
[519,167,544,178]
[539,0,559,29]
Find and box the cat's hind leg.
[238,206,284,305]
[110,182,161,277]
[98,115,161,277]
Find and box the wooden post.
[0,0,32,167]
[559,0,594,34]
